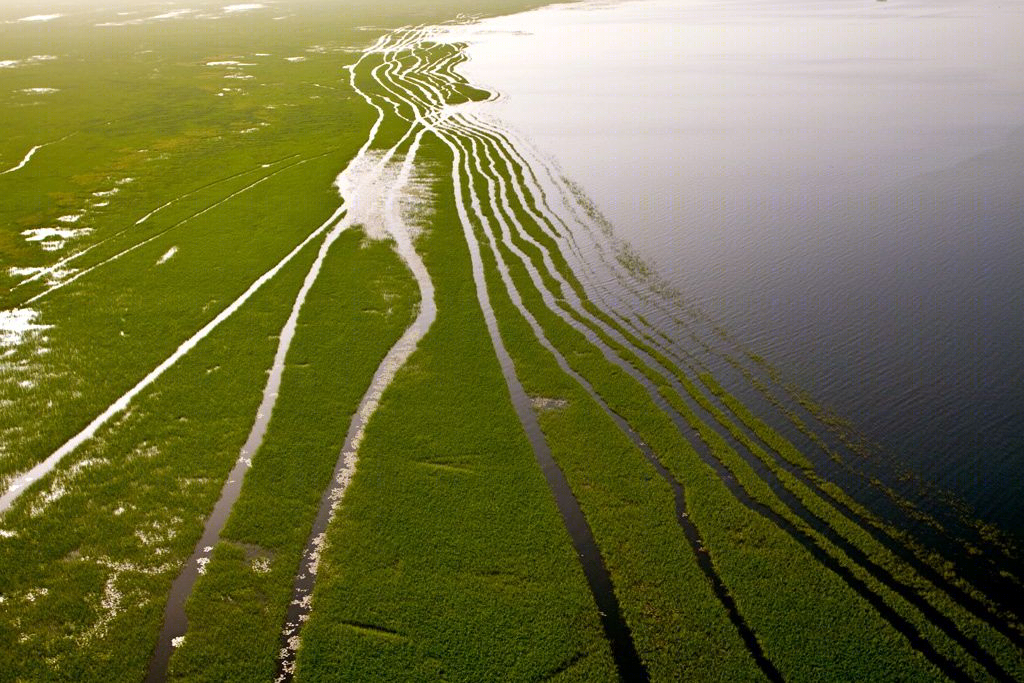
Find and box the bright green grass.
[293,136,616,682]
[3,1,1020,681]
[2,3,559,681]
[167,228,419,681]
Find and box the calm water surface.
[452,0,1024,536]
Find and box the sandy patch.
[156,247,178,265]
[531,396,570,411]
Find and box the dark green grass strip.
[724,353,1024,613]
[451,119,773,678]
[700,373,1024,655]
[578,308,1023,678]
[165,229,418,681]
[467,119,992,680]
[558,298,1024,681]
[562,279,1022,681]
[292,139,617,682]
[371,46,646,673]
[497,212,1004,679]
[473,205,771,680]
[448,131,647,681]
[459,119,944,679]
[376,45,644,675]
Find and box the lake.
[445,0,1024,539]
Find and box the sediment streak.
[0,145,43,176]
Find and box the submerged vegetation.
[1,1,1021,682]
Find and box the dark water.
[450,0,1024,537]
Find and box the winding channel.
[148,31,430,681]
[0,144,44,176]
[274,27,647,680]
[0,134,73,176]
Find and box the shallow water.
[450,0,1024,536]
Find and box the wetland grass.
[293,136,616,681]
[167,230,418,681]
[0,235,321,682]
[2,3,1021,681]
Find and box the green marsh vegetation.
[168,229,419,681]
[0,237,322,681]
[2,2,1022,682]
[293,136,616,681]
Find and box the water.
[449,0,1024,538]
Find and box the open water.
[453,0,1024,537]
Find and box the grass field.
[1,1,1021,681]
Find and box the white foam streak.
[18,15,62,22]
[223,4,264,12]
